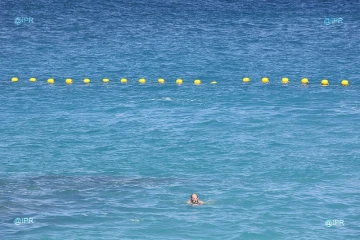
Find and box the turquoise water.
[1,0,360,239]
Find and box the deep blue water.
[1,0,359,239]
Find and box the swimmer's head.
[190,193,199,204]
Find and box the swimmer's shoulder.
[186,201,204,205]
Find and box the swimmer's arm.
[187,200,191,204]
[198,200,204,205]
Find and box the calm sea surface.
[1,0,359,239]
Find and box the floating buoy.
[301,78,309,85]
[7,76,354,88]
[243,77,250,83]
[281,77,289,84]
[341,80,349,86]
[176,78,183,85]
[321,79,329,86]
[194,79,201,85]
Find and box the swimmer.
[187,193,204,205]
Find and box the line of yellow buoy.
[10,77,350,86]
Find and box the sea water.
[0,0,359,239]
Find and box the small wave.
[130,218,140,223]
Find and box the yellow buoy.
[120,78,128,84]
[47,78,55,84]
[102,78,109,83]
[301,78,309,85]
[243,77,250,83]
[341,80,349,86]
[262,77,269,84]
[158,78,165,84]
[210,81,217,85]
[321,79,329,86]
[83,78,91,84]
[29,77,36,82]
[281,77,289,84]
[194,79,201,85]
[65,78,73,84]
[176,78,183,85]
[139,78,146,84]
[11,77,18,82]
